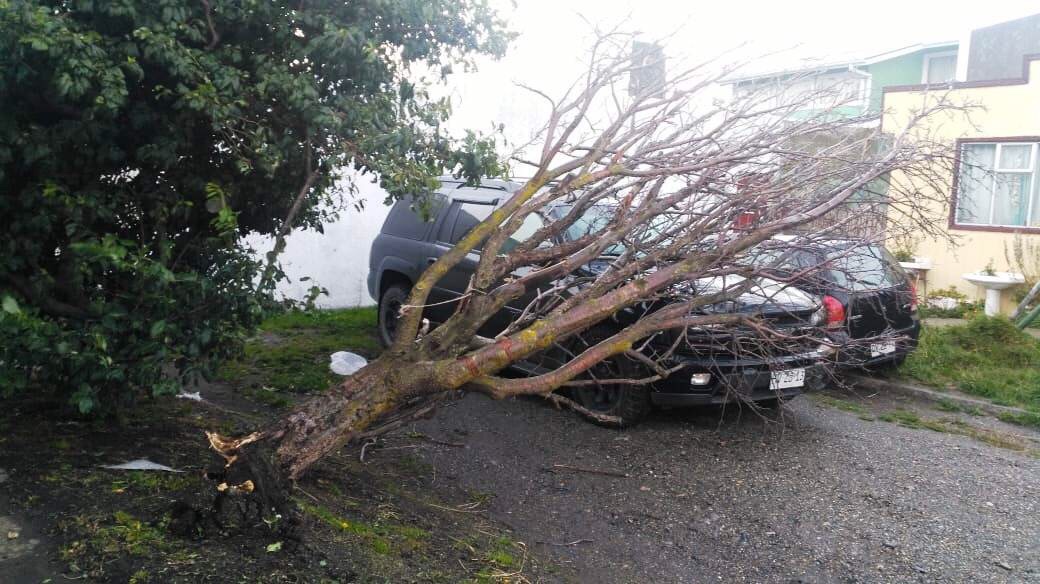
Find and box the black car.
[367,178,833,425]
[752,237,920,368]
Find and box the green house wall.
[865,47,956,112]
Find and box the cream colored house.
[882,53,1040,313]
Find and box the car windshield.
[556,204,676,256]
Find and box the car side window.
[500,212,546,253]
[382,194,446,239]
[448,202,495,244]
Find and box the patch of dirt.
[0,391,571,583]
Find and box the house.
[724,41,960,122]
[882,13,1040,314]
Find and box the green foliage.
[891,248,914,262]
[918,287,984,319]
[897,317,1040,413]
[998,410,1040,430]
[0,1,509,413]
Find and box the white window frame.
[922,50,958,84]
[955,141,1040,228]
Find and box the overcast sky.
[443,0,1040,149]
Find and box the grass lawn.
[896,316,1040,426]
[218,307,381,404]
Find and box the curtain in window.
[957,144,995,224]
[957,143,1039,227]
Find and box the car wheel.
[378,284,410,348]
[569,328,653,427]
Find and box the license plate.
[870,341,896,357]
[769,368,806,390]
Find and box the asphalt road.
[413,390,1040,583]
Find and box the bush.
[918,287,984,319]
[0,1,508,413]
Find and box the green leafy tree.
[0,0,510,413]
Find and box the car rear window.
[823,244,905,291]
[381,194,446,239]
[752,241,906,291]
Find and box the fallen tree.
[209,32,962,516]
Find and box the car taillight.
[909,281,918,312]
[822,295,845,329]
[733,211,757,229]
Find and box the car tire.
[568,328,653,427]
[378,284,410,348]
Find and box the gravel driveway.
[414,390,1040,583]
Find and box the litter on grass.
[330,351,367,376]
[102,459,183,473]
[175,391,203,402]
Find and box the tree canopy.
[0,0,510,413]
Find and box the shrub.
[0,1,508,413]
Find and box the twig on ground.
[426,502,486,514]
[544,393,623,425]
[535,538,594,546]
[545,463,629,478]
[359,438,377,463]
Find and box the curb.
[844,373,1032,419]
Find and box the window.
[499,212,545,253]
[448,202,494,244]
[955,142,1040,228]
[823,244,904,292]
[922,52,957,84]
[382,194,446,239]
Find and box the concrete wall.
[967,13,1040,82]
[245,176,391,308]
[883,58,1040,313]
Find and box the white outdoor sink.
[962,272,1025,316]
[899,256,933,272]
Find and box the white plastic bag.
[102,459,182,472]
[329,351,367,376]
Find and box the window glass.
[382,194,446,239]
[925,55,956,83]
[450,202,495,244]
[992,173,1031,226]
[825,244,903,291]
[999,144,1032,170]
[500,213,545,253]
[957,144,995,224]
[956,143,1040,227]
[557,205,626,255]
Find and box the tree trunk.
[209,355,442,515]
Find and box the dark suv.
[368,179,833,425]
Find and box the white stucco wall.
[246,177,391,308]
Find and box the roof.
[721,41,958,85]
[435,176,522,202]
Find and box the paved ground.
[414,389,1040,583]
